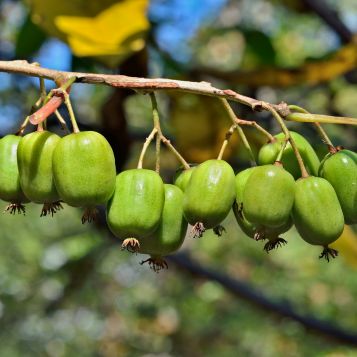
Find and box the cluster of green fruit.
[0,128,355,271]
[0,131,116,220]
[174,131,356,263]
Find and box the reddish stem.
[29,96,63,125]
[29,79,73,125]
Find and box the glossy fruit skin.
[292,176,345,246]
[243,164,295,228]
[17,131,61,203]
[235,167,255,205]
[0,135,28,203]
[183,160,236,229]
[139,184,188,256]
[234,167,293,239]
[174,167,194,192]
[107,169,165,240]
[53,131,116,207]
[319,150,357,224]
[258,131,320,179]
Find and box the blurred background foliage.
[0,0,357,356]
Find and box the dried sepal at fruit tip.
[121,238,141,254]
[319,246,338,262]
[140,257,168,273]
[263,238,287,253]
[81,207,98,224]
[191,222,205,238]
[213,225,226,237]
[4,202,26,215]
[253,229,266,242]
[40,201,63,217]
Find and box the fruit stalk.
[63,92,80,133]
[220,98,257,166]
[217,124,236,160]
[288,105,334,147]
[16,116,30,136]
[161,136,190,170]
[149,92,190,170]
[265,103,309,178]
[149,93,162,173]
[137,127,158,169]
[275,139,288,163]
[235,117,276,143]
[54,110,70,133]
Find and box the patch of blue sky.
[0,104,22,135]
[0,73,12,91]
[30,39,72,89]
[149,0,227,62]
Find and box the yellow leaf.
[29,0,149,67]
[331,225,357,268]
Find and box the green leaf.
[242,29,276,66]
[15,15,47,57]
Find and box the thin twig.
[285,112,357,126]
[264,104,309,178]
[235,118,276,143]
[220,98,257,166]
